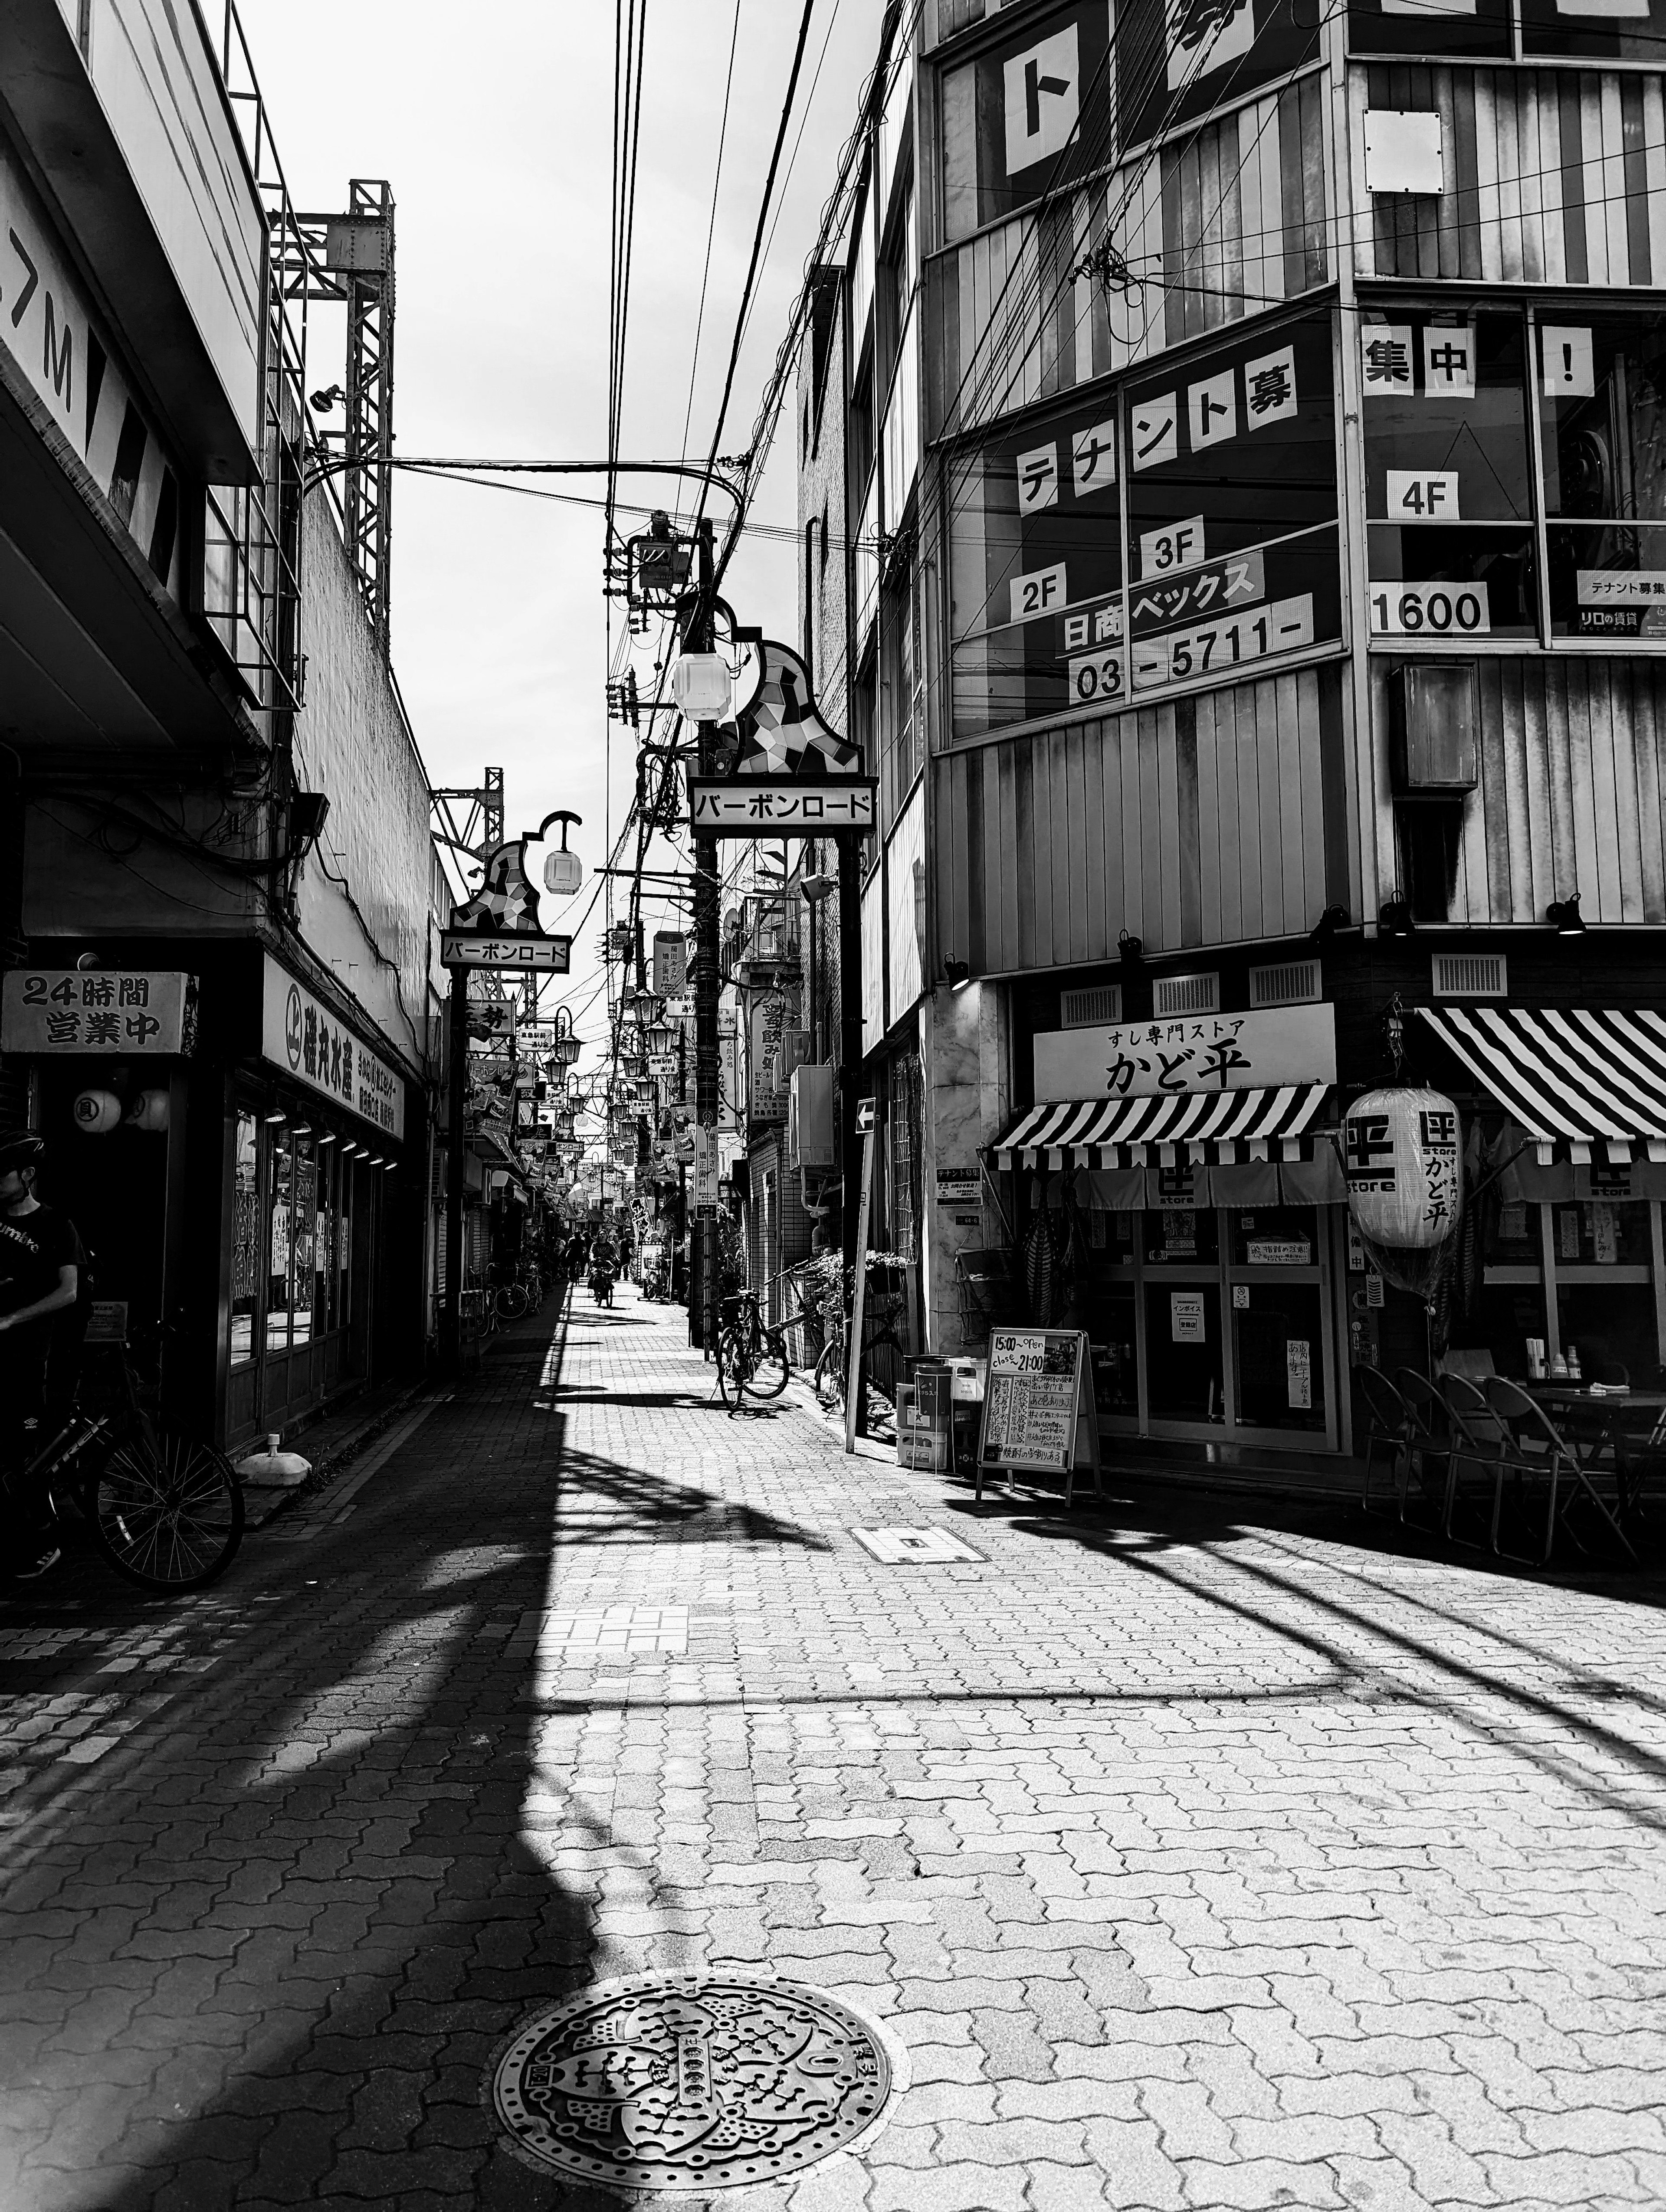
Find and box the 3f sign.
[1004,26,1079,171]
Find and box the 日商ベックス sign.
[1,970,195,1055]
[260,956,406,1139]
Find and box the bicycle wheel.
[715,1326,751,1407]
[496,1282,528,1321]
[88,1425,244,1591]
[814,1341,847,1412]
[747,1329,790,1400]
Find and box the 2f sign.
[1386,470,1459,520]
[1010,563,1066,625]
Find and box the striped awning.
[993,1084,1331,1170]
[1418,1005,1666,1161]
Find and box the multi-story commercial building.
[0,1,447,1449]
[798,0,1666,1467]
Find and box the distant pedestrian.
[0,1132,88,1579]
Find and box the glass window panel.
[1142,1207,1219,1264]
[1230,1207,1318,1267]
[1539,315,1666,639]
[1466,1280,1550,1378]
[290,1137,316,1348]
[266,1131,293,1353]
[1348,0,1512,60]
[1145,1282,1224,1420]
[1232,1283,1326,1430]
[230,1111,259,1368]
[1557,1283,1659,1387]
[1090,1294,1138,1417]
[1486,1196,1540,1264]
[940,1,1114,244]
[1118,0,1322,151]
[1551,1200,1652,1267]
[1367,527,1538,638]
[1364,313,1532,520]
[1522,0,1666,63]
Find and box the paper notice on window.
[1171,1292,1206,1344]
[1287,1339,1313,1410]
[1593,1203,1618,1265]
[1561,1211,1581,1260]
[1500,1202,1527,1241]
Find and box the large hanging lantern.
[1342,1086,1463,1297]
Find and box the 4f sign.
[1004,25,1078,173]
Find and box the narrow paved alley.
[3,1285,1665,2212]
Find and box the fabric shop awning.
[1418,1006,1666,1161]
[993,1084,1331,1169]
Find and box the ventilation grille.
[1152,972,1220,1017]
[1249,959,1322,1008]
[1061,985,1123,1028]
[1432,952,1507,1000]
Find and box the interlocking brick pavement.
[1,1284,1664,2209]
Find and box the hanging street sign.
[686,635,874,838]
[442,933,571,971]
[689,778,877,835]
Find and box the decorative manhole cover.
[489,1972,893,2191]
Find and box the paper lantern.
[72,1088,122,1135]
[1343,1087,1463,1286]
[125,1088,170,1132]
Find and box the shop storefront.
[993,1000,1347,1453]
[223,953,415,1446]
[1420,1005,1666,1385]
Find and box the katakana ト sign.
[1,970,195,1055]
[689,778,877,836]
[441,933,571,971]
[260,956,405,1139]
[687,632,873,839]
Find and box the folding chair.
[1358,1367,1415,1520]
[1482,1376,1637,1568]
[1436,1373,1511,1551]
[1393,1368,1455,1527]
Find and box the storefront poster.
[2,970,194,1055]
[1171,1292,1206,1343]
[935,1165,981,1206]
[260,956,406,1140]
[1286,1338,1312,1409]
[1034,999,1336,1103]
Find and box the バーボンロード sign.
[689,777,877,836]
[260,956,405,1139]
[441,932,571,971]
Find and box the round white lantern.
[1343,1087,1463,1250]
[125,1088,170,1132]
[72,1087,122,1135]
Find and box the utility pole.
[442,961,468,1372]
[837,828,867,1437]
[689,517,721,1350]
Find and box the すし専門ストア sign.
[1033,1000,1336,1104]
[260,957,405,1139]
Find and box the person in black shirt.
[0,1132,87,1578]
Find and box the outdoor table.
[1524,1384,1666,1523]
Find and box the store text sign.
[441,932,571,971]
[1,971,193,1054]
[1033,1001,1336,1104]
[260,958,405,1139]
[689,776,877,836]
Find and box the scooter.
[589,1266,615,1309]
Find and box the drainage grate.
[851,1526,981,1564]
[490,1973,892,2190]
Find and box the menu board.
[976,1330,1101,1504]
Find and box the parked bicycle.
[715,1290,792,1408]
[3,1327,243,1591]
[813,1283,910,1414]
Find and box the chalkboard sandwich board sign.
[975,1329,1102,1508]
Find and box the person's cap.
[0,1131,45,1174]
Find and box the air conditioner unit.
[1061,985,1123,1028]
[1249,960,1322,1008]
[1153,972,1220,1017]
[787,1063,836,1169]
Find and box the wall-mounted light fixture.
[1308,903,1349,949]
[1547,892,1586,936]
[1378,891,1415,939]
[941,957,972,992]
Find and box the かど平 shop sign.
[1033,1001,1336,1103]
[260,957,405,1139]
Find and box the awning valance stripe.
[994,1084,1330,1168]
[1418,1007,1666,1141]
